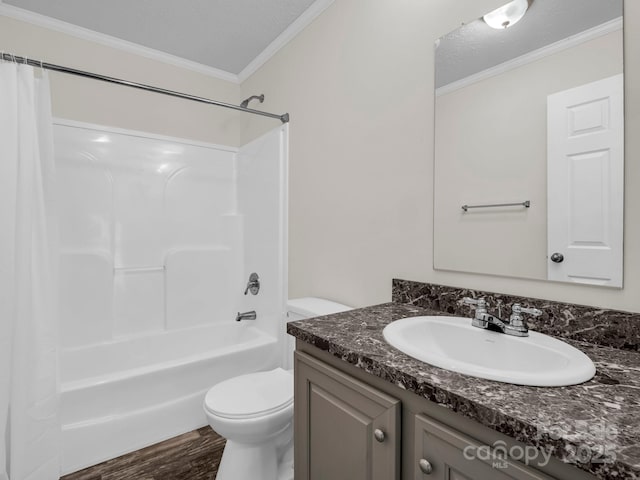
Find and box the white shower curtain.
[0,63,60,479]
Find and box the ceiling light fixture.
[483,0,530,29]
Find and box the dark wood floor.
[61,427,226,480]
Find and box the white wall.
[240,0,640,312]
[0,15,242,146]
[434,30,623,280]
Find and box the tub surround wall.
[392,279,640,351]
[237,125,289,342]
[55,121,241,348]
[287,303,640,480]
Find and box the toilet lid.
[204,368,293,419]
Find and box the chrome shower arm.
[240,94,265,108]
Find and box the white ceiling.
[436,0,623,88]
[1,0,321,76]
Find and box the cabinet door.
[414,414,552,480]
[295,351,400,480]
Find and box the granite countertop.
[287,302,640,480]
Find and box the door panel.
[295,351,400,480]
[308,384,370,479]
[547,74,624,287]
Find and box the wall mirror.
[433,0,624,287]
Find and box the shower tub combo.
[54,120,288,474]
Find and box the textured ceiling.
[436,0,623,88]
[2,0,318,74]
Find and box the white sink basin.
[382,316,595,387]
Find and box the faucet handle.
[462,297,488,313]
[463,297,489,328]
[462,297,488,319]
[514,304,542,317]
[509,303,542,329]
[244,272,260,295]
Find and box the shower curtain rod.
[1,52,290,123]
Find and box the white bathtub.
[60,323,280,475]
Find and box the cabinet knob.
[419,458,433,474]
[374,428,385,442]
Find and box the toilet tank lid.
[287,297,353,317]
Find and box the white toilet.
[203,297,352,480]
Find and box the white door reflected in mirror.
[547,74,624,287]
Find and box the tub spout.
[236,310,257,322]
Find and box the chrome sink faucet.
[462,297,503,330]
[461,297,542,337]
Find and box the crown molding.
[238,0,335,83]
[0,3,240,83]
[436,17,623,97]
[0,0,335,86]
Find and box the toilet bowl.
[203,297,352,480]
[204,368,294,480]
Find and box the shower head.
[240,94,265,108]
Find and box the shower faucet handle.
[244,272,260,295]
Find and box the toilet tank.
[287,297,353,321]
[284,297,353,369]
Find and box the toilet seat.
[204,368,293,420]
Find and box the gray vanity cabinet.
[414,414,551,480]
[294,342,598,480]
[294,351,401,480]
